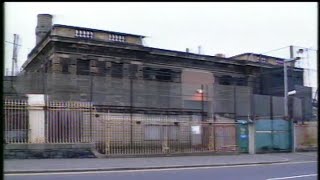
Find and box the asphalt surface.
[4,152,317,180]
[5,153,290,173]
[4,161,317,180]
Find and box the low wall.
[295,121,318,151]
[4,143,96,159]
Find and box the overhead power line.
[261,46,290,54]
[5,41,22,46]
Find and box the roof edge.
[52,24,145,38]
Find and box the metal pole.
[284,58,289,119]
[285,45,294,119]
[130,77,133,145]
[11,34,18,76]
[43,58,48,143]
[234,85,236,121]
[288,45,295,152]
[201,84,204,121]
[89,68,93,142]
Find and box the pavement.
[4,152,317,174]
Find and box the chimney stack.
[35,14,53,45]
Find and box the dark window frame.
[76,59,90,76]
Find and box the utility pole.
[198,46,201,55]
[284,46,295,119]
[11,34,19,76]
[284,46,302,153]
[201,84,204,121]
[290,45,294,65]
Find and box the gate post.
[27,94,45,143]
[105,111,111,154]
[162,115,169,153]
[248,123,256,154]
[291,120,296,152]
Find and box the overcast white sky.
[4,2,318,75]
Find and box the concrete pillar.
[105,112,111,154]
[291,121,296,152]
[162,115,169,153]
[27,94,45,143]
[248,123,255,154]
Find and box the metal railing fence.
[4,99,242,155]
[4,99,28,143]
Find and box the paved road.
[4,153,291,173]
[5,161,317,180]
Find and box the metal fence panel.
[4,99,29,143]
[293,97,303,120]
[235,86,252,117]
[253,94,271,118]
[213,85,235,114]
[4,98,244,155]
[272,96,284,118]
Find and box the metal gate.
[255,119,292,153]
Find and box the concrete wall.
[295,121,318,151]
[81,113,195,146]
[4,143,96,159]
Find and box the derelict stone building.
[13,14,309,120]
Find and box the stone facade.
[15,18,306,117]
[21,25,266,102]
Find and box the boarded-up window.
[156,69,172,81]
[144,125,178,140]
[96,61,107,76]
[77,60,90,75]
[111,62,123,78]
[145,125,161,140]
[129,64,138,78]
[61,60,69,74]
[143,67,173,82]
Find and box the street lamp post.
[283,57,300,119]
[283,56,301,153]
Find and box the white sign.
[27,94,45,106]
[288,90,297,95]
[191,126,201,134]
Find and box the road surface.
[5,161,317,180]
